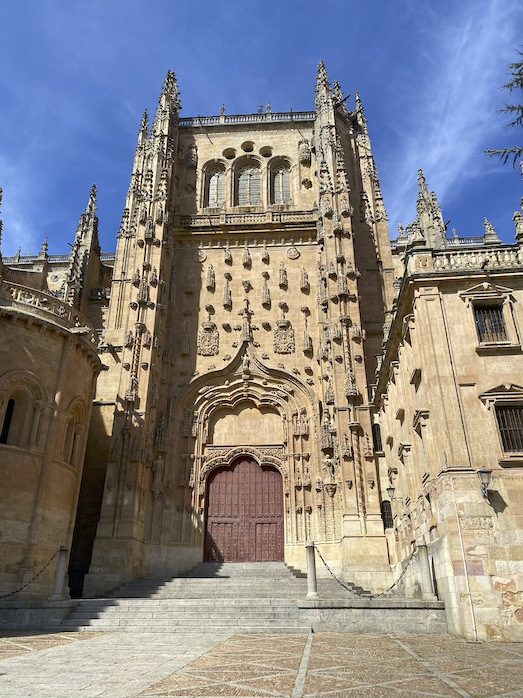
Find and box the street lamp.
[386,484,404,504]
[477,469,493,501]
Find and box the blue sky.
[0,0,521,256]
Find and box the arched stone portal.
[205,456,284,562]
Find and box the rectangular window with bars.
[473,304,508,343]
[496,406,523,452]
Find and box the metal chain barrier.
[0,550,61,600]
[314,543,418,599]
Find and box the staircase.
[58,562,369,633]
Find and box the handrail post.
[417,542,437,600]
[49,546,69,601]
[305,541,319,599]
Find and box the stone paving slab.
[0,630,521,698]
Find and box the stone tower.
[80,64,395,595]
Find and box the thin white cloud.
[384,0,522,234]
[0,157,38,257]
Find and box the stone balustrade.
[179,111,315,128]
[433,245,521,271]
[176,210,318,228]
[0,279,99,346]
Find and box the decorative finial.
[316,60,330,85]
[87,184,97,215]
[139,109,149,134]
[483,217,501,244]
[397,223,406,239]
[40,237,49,256]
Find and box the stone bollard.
[49,546,69,601]
[305,541,319,599]
[417,542,437,600]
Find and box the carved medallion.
[287,245,300,260]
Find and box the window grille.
[273,167,291,204]
[380,500,394,529]
[208,170,225,207]
[474,305,507,343]
[237,167,261,206]
[496,406,523,452]
[372,423,383,452]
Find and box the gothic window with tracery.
[207,169,225,208]
[237,166,261,206]
[272,166,291,204]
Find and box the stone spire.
[315,61,333,115]
[152,69,181,133]
[138,109,149,142]
[415,169,446,248]
[64,184,100,308]
[354,92,368,134]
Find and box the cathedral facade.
[1,65,522,642]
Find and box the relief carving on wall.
[197,322,219,356]
[274,319,295,354]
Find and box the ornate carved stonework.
[274,319,295,354]
[206,265,215,291]
[197,321,219,356]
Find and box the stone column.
[417,542,437,600]
[306,541,319,599]
[49,546,69,601]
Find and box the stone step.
[58,624,311,634]
[77,598,299,607]
[69,609,296,620]
[64,617,302,627]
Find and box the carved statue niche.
[185,143,198,168]
[274,319,295,354]
[299,139,311,166]
[206,265,216,292]
[197,321,219,356]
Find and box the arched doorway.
[205,457,284,562]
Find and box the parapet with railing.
[179,111,316,128]
[0,279,99,347]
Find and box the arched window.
[272,166,291,204]
[207,169,225,208]
[380,500,394,529]
[237,166,261,206]
[0,399,15,444]
[372,423,383,453]
[62,401,85,466]
[0,391,30,446]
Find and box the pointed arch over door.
[205,456,284,562]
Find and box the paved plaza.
[0,630,521,698]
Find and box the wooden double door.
[204,457,284,562]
